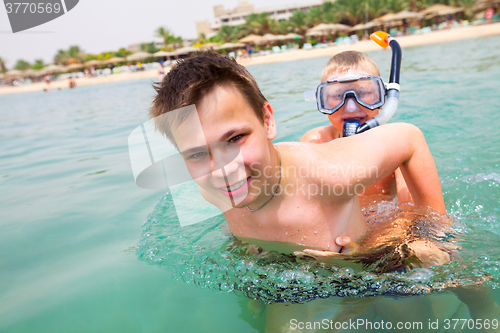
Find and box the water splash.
[137,192,500,304]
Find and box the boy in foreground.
[150,52,497,331]
[151,51,445,253]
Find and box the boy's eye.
[189,151,207,159]
[228,134,243,143]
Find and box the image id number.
[5,2,61,14]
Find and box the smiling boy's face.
[322,66,381,136]
[172,83,277,209]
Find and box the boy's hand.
[293,237,362,261]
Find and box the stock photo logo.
[3,0,79,33]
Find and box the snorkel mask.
[304,31,402,137]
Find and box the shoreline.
[1,22,500,96]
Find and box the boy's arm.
[310,122,446,214]
[394,167,413,204]
[300,125,336,143]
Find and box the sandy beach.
[1,22,500,96]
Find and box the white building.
[196,0,327,37]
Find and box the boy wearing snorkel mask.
[297,49,500,332]
[301,50,412,204]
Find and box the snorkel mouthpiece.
[342,31,402,137]
[343,119,361,137]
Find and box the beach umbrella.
[375,13,396,22]
[306,23,351,36]
[261,33,281,42]
[127,51,152,61]
[5,69,23,78]
[421,4,462,15]
[84,59,104,67]
[22,69,39,76]
[350,20,382,31]
[214,42,246,50]
[420,4,464,19]
[307,23,331,33]
[153,51,173,57]
[171,46,198,56]
[199,42,221,49]
[283,33,303,40]
[65,63,84,70]
[305,30,325,37]
[39,64,65,74]
[103,57,126,64]
[328,23,352,31]
[473,0,500,12]
[238,34,265,44]
[382,10,423,22]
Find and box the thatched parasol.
[374,13,395,22]
[473,0,500,12]
[103,57,126,64]
[350,20,383,31]
[5,69,24,78]
[283,33,303,40]
[420,4,464,19]
[387,10,424,21]
[306,23,351,36]
[66,63,84,70]
[84,59,105,67]
[261,33,281,42]
[171,46,198,56]
[153,51,173,57]
[214,42,246,50]
[238,34,265,44]
[39,64,65,74]
[199,42,221,49]
[22,69,39,76]
[127,52,152,61]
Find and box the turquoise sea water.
[1,35,500,332]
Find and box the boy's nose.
[345,97,360,112]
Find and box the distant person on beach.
[43,74,51,90]
[68,76,76,89]
[158,61,166,82]
[486,7,494,24]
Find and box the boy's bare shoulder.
[300,125,338,143]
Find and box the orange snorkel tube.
[345,31,402,135]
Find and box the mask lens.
[319,77,384,113]
[354,79,382,105]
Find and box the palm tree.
[66,45,84,64]
[287,10,310,36]
[335,0,365,25]
[217,25,237,43]
[243,13,279,35]
[385,0,409,13]
[53,49,68,65]
[0,57,7,73]
[155,26,173,50]
[31,59,45,70]
[14,59,30,70]
[321,1,341,23]
[307,7,324,26]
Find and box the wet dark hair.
[150,51,267,145]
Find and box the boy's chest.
[224,196,366,251]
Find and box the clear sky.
[0,0,308,67]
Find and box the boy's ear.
[262,102,277,140]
